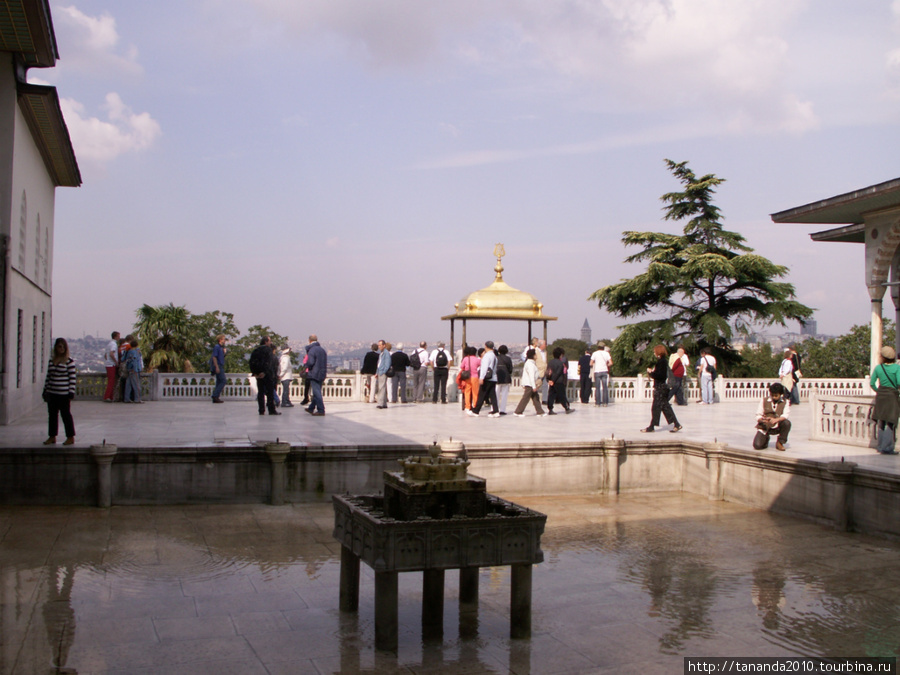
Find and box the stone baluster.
[265,441,291,506]
[605,438,624,495]
[704,442,727,501]
[90,443,117,508]
[826,461,857,531]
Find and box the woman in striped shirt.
[43,337,77,445]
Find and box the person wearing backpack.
[430,342,452,404]
[697,348,717,405]
[410,342,428,403]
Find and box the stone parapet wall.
[808,392,877,448]
[3,439,900,540]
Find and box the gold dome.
[442,244,555,321]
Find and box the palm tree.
[133,303,203,372]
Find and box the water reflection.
[42,564,77,675]
[2,499,900,673]
[752,560,787,630]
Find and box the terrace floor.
[2,396,897,476]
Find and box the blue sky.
[35,0,900,345]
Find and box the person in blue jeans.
[305,335,327,416]
[211,334,227,403]
[698,348,716,404]
[124,339,143,403]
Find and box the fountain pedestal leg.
[422,569,445,639]
[510,564,532,639]
[374,571,399,652]
[339,546,360,612]
[459,567,479,608]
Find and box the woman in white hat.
[871,345,900,455]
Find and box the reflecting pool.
[1,493,899,674]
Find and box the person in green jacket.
[870,345,900,455]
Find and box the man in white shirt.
[430,342,452,404]
[698,348,717,404]
[103,331,120,401]
[410,341,429,403]
[753,382,791,451]
[590,343,613,406]
[534,340,548,405]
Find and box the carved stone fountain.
[332,440,547,651]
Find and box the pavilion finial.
[493,243,505,280]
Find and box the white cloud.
[60,93,161,164]
[889,2,900,97]
[237,0,817,134]
[51,5,142,76]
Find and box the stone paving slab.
[4,398,899,478]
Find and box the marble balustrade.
[75,371,871,405]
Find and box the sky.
[33,0,900,346]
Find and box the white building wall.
[0,59,58,424]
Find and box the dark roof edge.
[17,82,81,187]
[19,0,59,68]
[771,177,900,224]
[809,223,865,243]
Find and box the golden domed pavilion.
[441,244,556,352]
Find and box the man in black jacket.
[546,347,573,414]
[249,336,280,416]
[361,343,379,403]
[390,344,410,403]
[578,349,592,404]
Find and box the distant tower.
[800,319,818,337]
[581,319,592,345]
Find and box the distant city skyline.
[39,1,897,343]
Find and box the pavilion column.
[869,284,886,381]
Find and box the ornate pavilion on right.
[772,177,900,376]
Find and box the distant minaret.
[581,319,592,345]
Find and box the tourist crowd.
[46,330,900,455]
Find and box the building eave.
[809,223,866,244]
[17,82,81,187]
[770,177,900,226]
[441,312,558,321]
[0,0,58,68]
